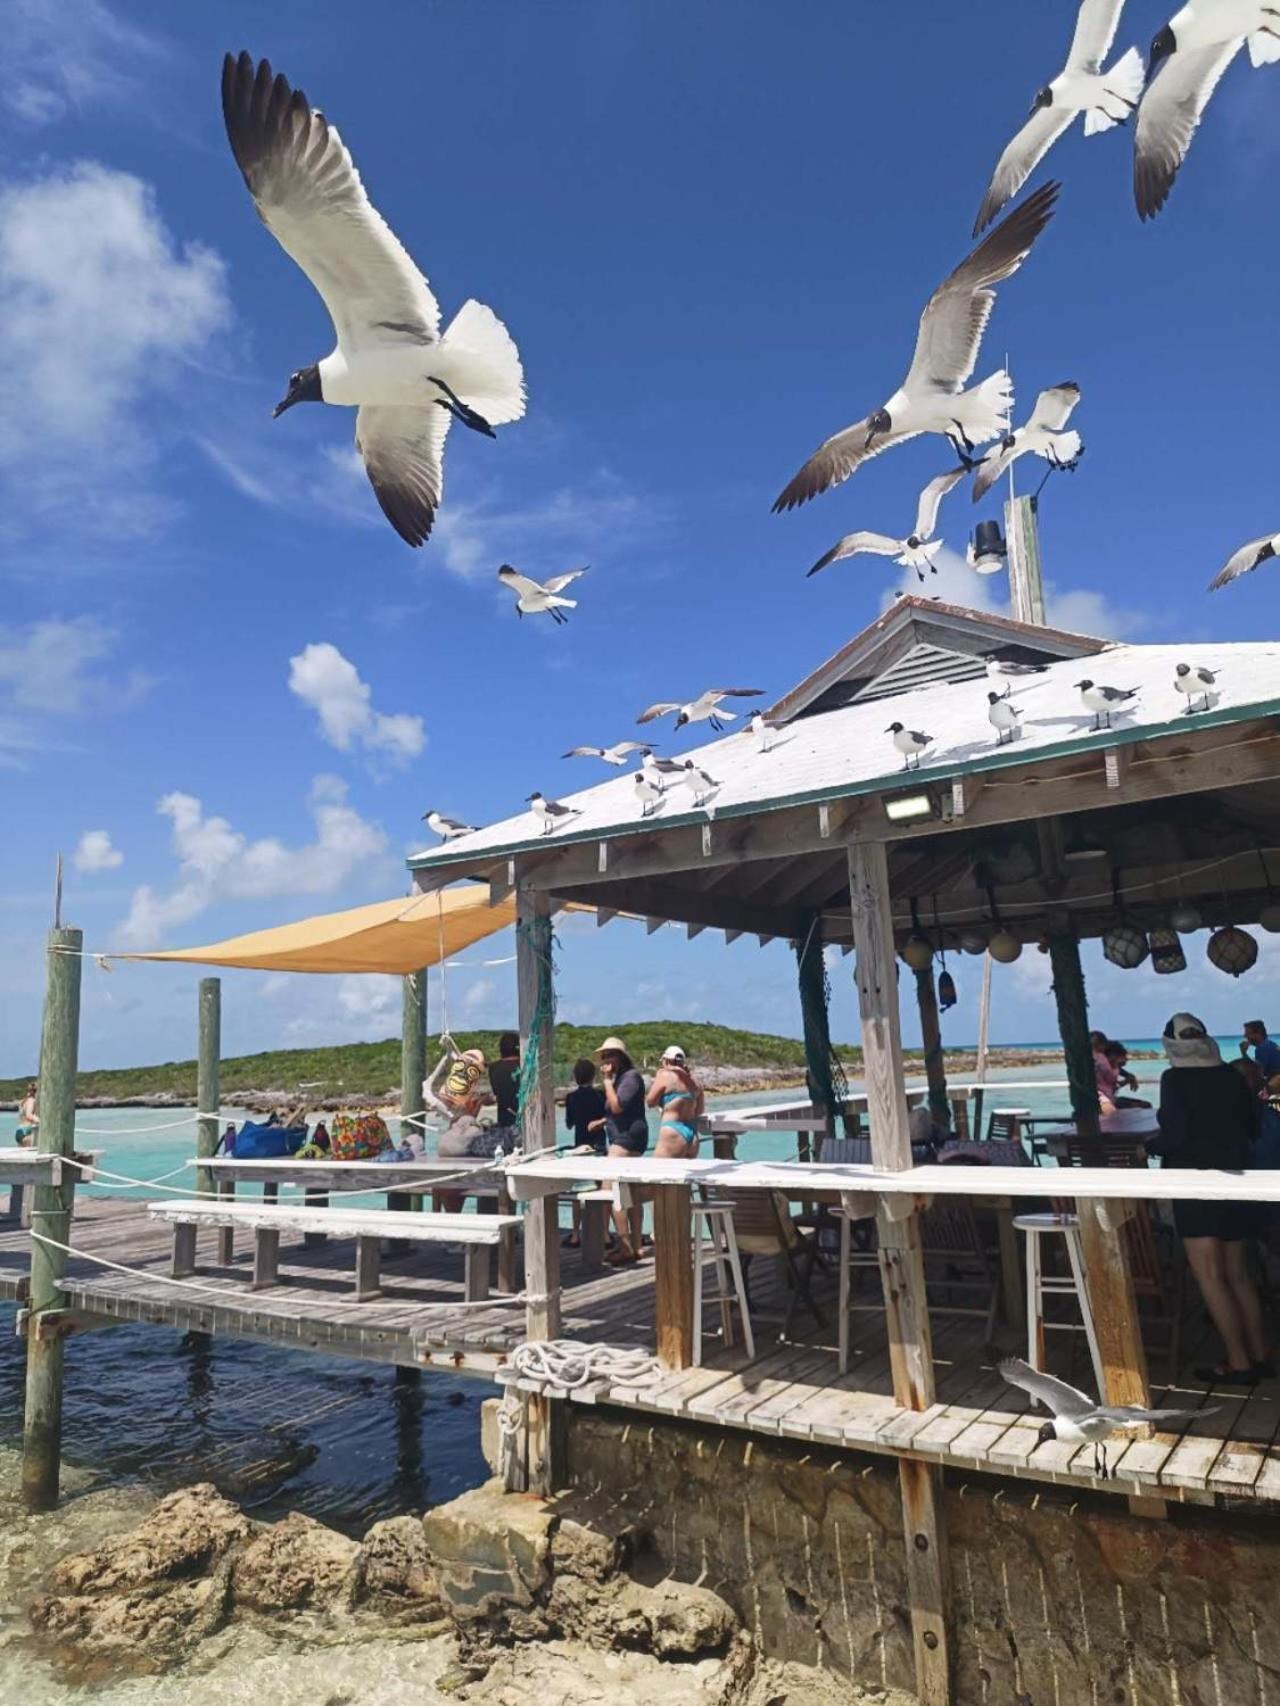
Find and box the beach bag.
[234,1121,308,1160]
[330,1112,392,1160]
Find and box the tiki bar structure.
[9,590,1280,1702]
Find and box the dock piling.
[401,967,427,1138]
[196,977,221,1197]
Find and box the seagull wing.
[543,569,588,595]
[974,106,1076,235]
[914,466,968,539]
[1066,0,1126,70]
[497,566,544,599]
[1209,533,1278,591]
[562,747,604,759]
[807,532,903,576]
[610,742,650,757]
[908,181,1060,395]
[221,53,440,353]
[773,418,921,512]
[707,689,767,700]
[1027,382,1081,433]
[1095,1403,1215,1425]
[1134,39,1244,220]
[637,703,682,725]
[354,405,450,548]
[998,1356,1096,1418]
[971,437,1021,504]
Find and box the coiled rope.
[496,1339,663,1442]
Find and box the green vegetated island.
[0,1021,1069,1112]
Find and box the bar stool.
[692,1193,755,1366]
[1013,1210,1105,1391]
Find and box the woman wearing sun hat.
[596,1036,648,1263]
[648,1045,704,1159]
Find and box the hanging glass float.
[959,928,989,955]
[987,929,1022,964]
[1169,902,1203,934]
[1147,927,1187,975]
[1103,922,1149,969]
[901,933,935,971]
[1207,926,1259,977]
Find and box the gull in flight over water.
[563,741,652,766]
[498,565,587,624]
[772,182,1059,511]
[999,1357,1213,1479]
[807,469,966,582]
[974,0,1142,234]
[1208,531,1279,591]
[1077,678,1139,729]
[638,689,766,732]
[972,384,1084,503]
[527,792,581,835]
[887,722,934,771]
[221,52,525,547]
[1134,5,1280,220]
[422,810,476,842]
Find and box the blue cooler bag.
[232,1121,308,1160]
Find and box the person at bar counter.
[1145,1012,1273,1386]
[597,1035,648,1264]
[647,1044,704,1158]
[487,1031,521,1157]
[1090,1031,1119,1114]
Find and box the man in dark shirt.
[565,1058,607,1155]
[488,1032,521,1153]
[1243,1020,1280,1083]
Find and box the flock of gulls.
[216,11,1274,846]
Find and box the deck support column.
[401,967,428,1145]
[913,965,951,1135]
[22,925,83,1512]
[848,844,952,1705]
[509,878,563,1494]
[196,978,220,1198]
[1047,928,1149,1409]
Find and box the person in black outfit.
[487,1032,521,1156]
[597,1035,648,1263]
[1145,1012,1273,1385]
[565,1057,608,1155]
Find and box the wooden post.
[1047,928,1150,1409]
[196,978,220,1198]
[401,968,427,1142]
[1005,492,1046,627]
[972,951,993,1140]
[22,925,83,1511]
[512,878,563,1494]
[848,844,951,1704]
[913,966,951,1134]
[653,1183,694,1370]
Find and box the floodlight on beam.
[882,786,943,825]
[968,519,1007,576]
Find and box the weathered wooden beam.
[1105,746,1130,791]
[550,877,805,942]
[950,773,983,819]
[196,978,220,1198]
[653,1184,694,1371]
[488,860,515,906]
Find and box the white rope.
[71,1112,220,1135]
[496,1339,663,1439]
[75,1155,510,1202]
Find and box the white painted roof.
[408,641,1280,870]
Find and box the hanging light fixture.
[969,519,1007,575]
[981,882,1021,962]
[1148,927,1187,975]
[1207,926,1259,978]
[1102,869,1150,970]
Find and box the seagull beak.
[865,427,880,449]
[273,392,299,419]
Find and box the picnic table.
[1,1149,103,1226]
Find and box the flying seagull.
[999,1357,1212,1479]
[1076,678,1139,729]
[1134,7,1280,220]
[498,565,587,624]
[1174,661,1218,713]
[988,689,1023,745]
[638,689,766,732]
[422,810,475,842]
[972,384,1084,503]
[220,53,525,547]
[563,741,652,765]
[807,468,966,581]
[772,181,1060,511]
[886,722,933,771]
[527,792,581,835]
[974,2,1142,234]
[1208,531,1279,591]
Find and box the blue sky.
[2,0,1278,1074]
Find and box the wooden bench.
[148,1200,522,1303]
[1,1150,101,1226]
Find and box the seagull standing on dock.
[772,182,1059,510]
[974,1,1142,233]
[807,469,966,581]
[638,689,766,733]
[527,792,581,835]
[220,54,525,549]
[1174,661,1218,713]
[1208,532,1280,590]
[422,810,476,841]
[988,690,1023,745]
[1134,6,1280,220]
[886,722,934,771]
[972,384,1084,503]
[1076,679,1139,729]
[999,1357,1212,1479]
[563,742,652,766]
[498,565,586,624]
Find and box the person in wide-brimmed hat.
[595,1036,648,1262]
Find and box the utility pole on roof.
[1005,493,1046,627]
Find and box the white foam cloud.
[117,776,388,948]
[6,0,168,129]
[287,643,425,767]
[0,616,150,764]
[73,829,122,873]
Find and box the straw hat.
[596,1035,629,1056]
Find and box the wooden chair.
[986,1108,1030,1144]
[708,1187,825,1337]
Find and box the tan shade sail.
[119,887,517,976]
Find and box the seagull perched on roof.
[886,722,934,771]
[638,689,766,732]
[633,769,662,817]
[220,52,525,548]
[1076,678,1139,730]
[527,792,581,835]
[749,711,779,753]
[641,752,685,791]
[974,1,1142,234]
[986,658,1049,680]
[1208,531,1280,591]
[1174,661,1218,714]
[772,183,1059,510]
[1134,7,1280,221]
[677,760,720,806]
[422,810,475,842]
[987,689,1023,746]
[807,469,966,582]
[999,1357,1212,1480]
[563,741,652,766]
[972,384,1084,503]
[498,565,586,624]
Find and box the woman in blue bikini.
[647,1046,704,1159]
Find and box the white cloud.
[879,545,1004,616]
[0,616,149,764]
[433,474,649,582]
[337,974,400,1024]
[73,829,122,873]
[1043,582,1141,640]
[288,643,426,767]
[463,977,497,1013]
[117,775,388,948]
[6,0,167,128]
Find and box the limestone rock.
[358,1514,445,1623]
[47,1483,251,1597]
[231,1511,360,1614]
[549,1516,622,1585]
[608,1577,737,1658]
[422,1481,553,1624]
[29,1570,232,1678]
[459,1637,744,1705]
